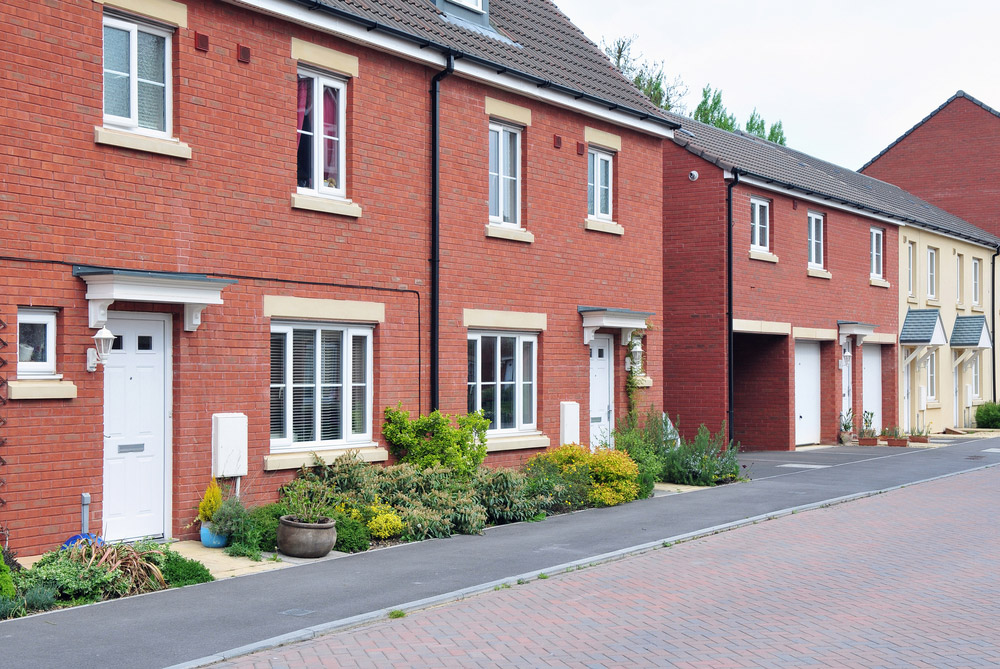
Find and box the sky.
[554,0,1000,171]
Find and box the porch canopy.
[950,314,991,370]
[578,306,653,345]
[900,308,947,368]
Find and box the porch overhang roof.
[950,314,991,349]
[578,306,653,345]
[73,265,236,331]
[899,309,947,347]
[837,320,876,346]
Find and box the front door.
[103,314,169,541]
[862,345,882,433]
[589,335,613,448]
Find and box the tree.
[603,35,687,113]
[695,88,787,145]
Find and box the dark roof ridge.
[860,90,1000,172]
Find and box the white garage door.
[795,340,822,445]
[862,345,882,433]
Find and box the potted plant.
[884,425,909,447]
[838,409,855,445]
[277,478,337,558]
[858,411,879,446]
[909,423,930,444]
[198,478,228,548]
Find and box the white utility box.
[212,413,248,477]
[560,401,580,445]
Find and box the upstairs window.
[972,257,982,305]
[927,247,938,299]
[102,15,172,136]
[870,228,884,278]
[17,309,58,378]
[907,242,916,296]
[587,149,613,221]
[807,212,824,268]
[956,254,964,304]
[297,70,347,199]
[489,123,521,226]
[450,0,483,8]
[750,198,770,252]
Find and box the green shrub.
[210,497,247,538]
[162,552,214,587]
[248,503,288,552]
[523,445,592,513]
[473,467,540,524]
[661,422,741,486]
[14,551,123,603]
[976,402,1000,428]
[382,405,489,477]
[450,493,487,535]
[1,545,21,573]
[587,448,640,507]
[333,514,370,553]
[281,478,337,524]
[611,408,676,499]
[0,596,24,620]
[396,504,452,541]
[23,585,57,612]
[366,499,404,539]
[198,478,223,523]
[0,552,15,599]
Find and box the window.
[807,212,824,268]
[489,123,520,226]
[450,0,483,8]
[17,309,57,378]
[102,15,172,136]
[467,332,536,433]
[907,242,916,296]
[270,323,372,451]
[297,71,347,198]
[927,350,937,401]
[588,149,613,221]
[870,228,884,278]
[956,254,964,303]
[973,356,981,398]
[750,198,769,251]
[972,257,982,305]
[927,247,938,299]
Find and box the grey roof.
[861,91,1000,172]
[578,306,654,317]
[900,309,945,345]
[950,315,989,347]
[666,111,1000,248]
[72,265,236,285]
[288,0,677,130]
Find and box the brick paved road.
[218,467,1000,668]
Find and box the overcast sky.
[555,0,999,171]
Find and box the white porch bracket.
[953,349,975,370]
[903,345,929,368]
[74,265,237,331]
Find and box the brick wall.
[732,334,793,451]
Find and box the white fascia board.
[930,315,948,347]
[737,176,904,229]
[223,0,673,139]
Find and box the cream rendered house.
[898,227,997,433]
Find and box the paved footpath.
[218,466,1000,668]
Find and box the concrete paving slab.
[169,542,290,579]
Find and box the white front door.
[862,345,882,433]
[841,340,853,420]
[903,355,911,433]
[795,340,822,445]
[589,335,613,448]
[103,314,169,541]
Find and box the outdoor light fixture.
[86,326,116,372]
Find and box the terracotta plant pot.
[277,515,337,558]
[858,437,879,446]
[886,438,909,447]
[909,435,929,443]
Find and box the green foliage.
[587,448,640,507]
[661,423,742,486]
[976,402,1000,428]
[388,609,406,619]
[472,467,540,524]
[450,493,487,535]
[0,552,15,599]
[693,85,737,131]
[248,503,288,552]
[281,478,336,524]
[162,551,214,587]
[859,410,877,438]
[1,545,21,573]
[611,408,676,499]
[14,551,124,603]
[0,596,24,620]
[211,497,263,561]
[603,35,687,113]
[382,405,489,477]
[523,445,593,513]
[333,514,370,553]
[210,496,247,538]
[395,504,452,541]
[766,120,786,145]
[23,585,57,612]
[366,500,404,540]
[198,478,223,523]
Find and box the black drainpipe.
[430,54,456,411]
[992,246,999,402]
[726,168,740,442]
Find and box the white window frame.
[907,242,916,296]
[269,322,373,453]
[296,69,348,199]
[870,228,884,278]
[17,309,58,379]
[927,350,937,401]
[449,0,484,10]
[956,254,964,304]
[488,122,521,227]
[750,198,770,252]
[807,211,824,268]
[587,148,614,221]
[467,331,537,435]
[972,257,982,305]
[927,247,938,299]
[973,356,981,398]
[102,15,173,138]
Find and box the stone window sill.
[485,224,534,243]
[291,192,363,218]
[925,297,940,306]
[749,249,779,263]
[584,218,624,236]
[8,379,78,400]
[486,433,550,452]
[807,267,832,280]
[869,277,891,288]
[264,445,387,471]
[907,295,918,304]
[972,305,985,313]
[95,126,191,159]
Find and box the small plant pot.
[200,522,228,548]
[909,435,929,443]
[858,437,879,446]
[277,516,337,558]
[886,438,909,447]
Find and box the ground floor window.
[17,308,58,378]
[467,332,536,433]
[270,322,372,451]
[927,350,937,400]
[972,356,981,398]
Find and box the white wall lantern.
[87,326,116,372]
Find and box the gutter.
[429,53,456,411]
[726,169,740,442]
[993,246,999,403]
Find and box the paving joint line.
[165,460,1000,669]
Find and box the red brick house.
[0,0,673,555]
[659,115,987,450]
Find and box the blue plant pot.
[200,523,228,548]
